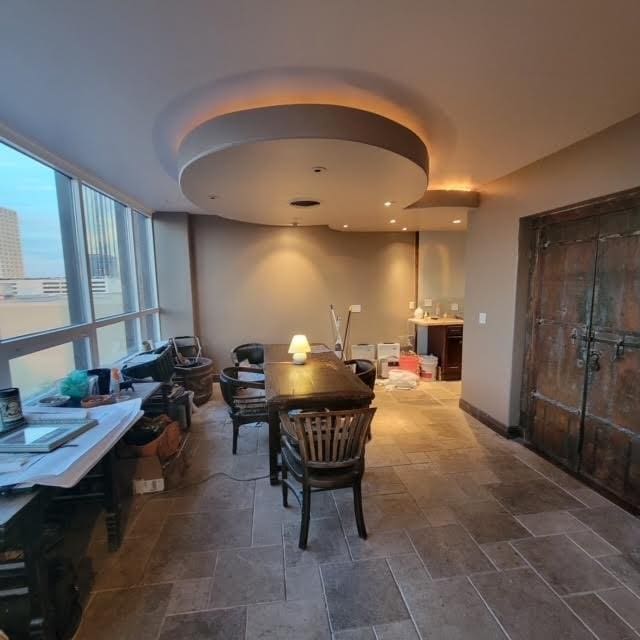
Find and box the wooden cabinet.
[427,324,463,380]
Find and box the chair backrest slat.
[282,407,376,468]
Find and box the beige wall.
[462,113,640,428]
[418,231,466,314]
[153,212,195,337]
[190,216,416,370]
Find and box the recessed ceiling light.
[208,194,217,200]
[389,219,396,224]
[343,224,349,228]
[452,219,462,224]
[312,166,327,174]
[402,227,408,231]
[384,201,393,207]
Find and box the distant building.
[0,208,25,278]
[89,253,119,278]
[0,277,120,298]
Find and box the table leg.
[268,407,280,485]
[103,450,122,551]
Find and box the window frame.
[0,136,160,392]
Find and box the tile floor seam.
[384,556,425,640]
[443,510,507,571]
[593,588,640,634]
[505,551,609,633]
[568,531,621,558]
[515,456,594,509]
[465,574,514,640]
[565,535,627,589]
[318,559,335,637]
[405,528,434,581]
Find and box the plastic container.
[419,355,439,380]
[399,354,420,375]
[351,344,376,361]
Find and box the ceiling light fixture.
[402,227,408,231]
[452,219,462,224]
[384,201,393,207]
[290,198,321,208]
[343,224,349,228]
[389,219,396,224]
[179,105,428,224]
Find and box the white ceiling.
[1,1,639,231]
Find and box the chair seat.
[281,439,362,489]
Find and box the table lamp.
[288,334,311,364]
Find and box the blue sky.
[0,142,65,276]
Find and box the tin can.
[0,387,25,431]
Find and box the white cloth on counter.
[0,399,142,489]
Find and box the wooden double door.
[524,190,640,509]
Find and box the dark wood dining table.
[263,343,375,484]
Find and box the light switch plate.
[349,304,361,313]
[409,301,416,310]
[451,303,459,311]
[424,299,433,307]
[479,312,487,325]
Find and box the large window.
[0,144,83,339]
[0,140,159,395]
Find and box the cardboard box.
[131,456,165,494]
[350,343,376,360]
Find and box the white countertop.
[408,317,464,327]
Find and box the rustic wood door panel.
[532,323,585,408]
[538,240,596,324]
[528,228,597,468]
[525,191,640,509]
[531,397,582,469]
[581,223,640,507]
[581,417,632,497]
[592,233,640,333]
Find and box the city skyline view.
[0,141,65,277]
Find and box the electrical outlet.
[409,301,416,310]
[424,299,433,307]
[479,312,487,325]
[349,304,361,313]
[451,303,459,311]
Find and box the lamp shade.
[288,334,311,354]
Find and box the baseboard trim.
[458,398,522,439]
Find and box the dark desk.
[0,382,161,639]
[264,344,374,484]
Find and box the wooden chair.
[219,367,268,454]
[344,359,376,390]
[279,407,376,549]
[344,359,376,440]
[231,343,265,369]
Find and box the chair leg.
[232,418,239,455]
[353,481,367,540]
[298,485,311,550]
[281,465,289,507]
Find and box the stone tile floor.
[72,380,640,640]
